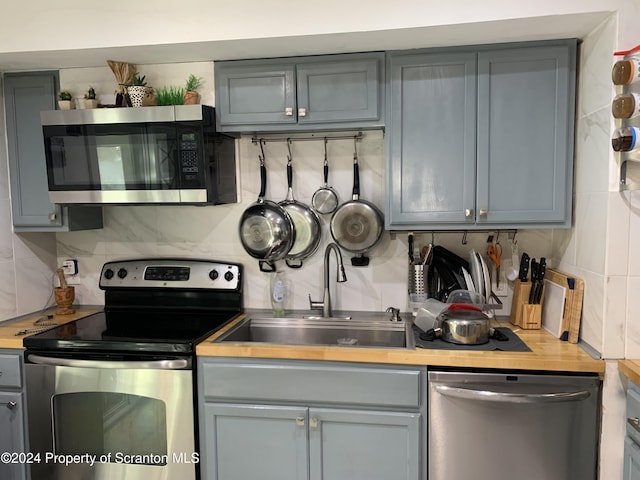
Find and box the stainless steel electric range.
[23,258,243,480]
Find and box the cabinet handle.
[285,108,294,116]
[295,417,305,426]
[629,417,640,433]
[49,212,57,221]
[479,208,488,217]
[309,418,318,428]
[1,401,16,410]
[465,208,474,218]
[298,107,307,117]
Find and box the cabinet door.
[625,437,640,480]
[4,73,103,232]
[202,403,308,480]
[476,44,574,226]
[296,53,383,124]
[309,408,420,480]
[215,63,297,126]
[0,392,27,480]
[387,52,477,228]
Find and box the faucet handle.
[309,294,323,311]
[385,307,402,322]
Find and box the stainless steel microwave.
[41,105,237,205]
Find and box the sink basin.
[215,317,414,349]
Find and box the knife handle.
[518,253,530,282]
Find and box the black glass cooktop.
[23,309,240,354]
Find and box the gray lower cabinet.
[386,39,577,230]
[214,52,384,132]
[0,350,27,480]
[625,380,640,479]
[3,72,102,232]
[198,358,425,480]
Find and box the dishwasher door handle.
[434,384,591,403]
[26,354,188,370]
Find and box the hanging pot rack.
[251,131,363,145]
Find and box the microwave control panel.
[179,132,200,180]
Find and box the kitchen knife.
[534,257,546,304]
[518,253,530,282]
[528,259,539,303]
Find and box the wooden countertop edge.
[619,360,640,384]
[197,314,605,374]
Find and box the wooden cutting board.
[541,269,584,343]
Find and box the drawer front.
[0,354,22,388]
[200,359,423,408]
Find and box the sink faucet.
[308,243,347,318]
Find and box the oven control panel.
[99,259,242,291]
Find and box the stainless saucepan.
[279,159,322,268]
[330,154,383,266]
[239,158,295,272]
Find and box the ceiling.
[0,12,610,71]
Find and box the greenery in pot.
[156,86,185,106]
[128,74,147,87]
[126,75,148,107]
[58,90,75,110]
[184,74,203,105]
[58,91,73,101]
[84,87,96,99]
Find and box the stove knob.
[104,268,114,280]
[209,269,219,281]
[224,271,234,282]
[117,268,128,279]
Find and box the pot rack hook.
[286,138,293,164]
[462,231,468,245]
[353,135,358,161]
[258,138,266,165]
[431,231,435,245]
[324,137,328,163]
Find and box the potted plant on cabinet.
[127,75,147,107]
[82,87,99,109]
[156,86,185,106]
[58,90,74,110]
[183,74,203,105]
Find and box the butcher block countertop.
[0,307,101,349]
[619,360,640,385]
[197,314,605,375]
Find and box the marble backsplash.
[55,130,556,314]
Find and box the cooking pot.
[424,304,491,345]
[330,156,383,266]
[238,159,295,272]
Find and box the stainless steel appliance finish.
[24,258,243,480]
[428,370,600,480]
[41,105,237,205]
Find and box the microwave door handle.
[26,354,188,370]
[433,384,591,404]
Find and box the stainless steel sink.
[215,317,414,349]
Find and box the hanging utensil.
[330,138,383,266]
[278,140,322,269]
[238,141,295,272]
[311,137,340,215]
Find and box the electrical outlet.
[62,259,78,276]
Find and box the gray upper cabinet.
[386,40,576,230]
[215,52,384,132]
[3,72,103,232]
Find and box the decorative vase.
[184,91,200,105]
[58,100,74,110]
[127,85,147,107]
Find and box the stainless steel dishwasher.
[428,370,600,480]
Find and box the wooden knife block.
[509,280,543,329]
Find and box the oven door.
[25,354,197,480]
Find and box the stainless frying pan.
[330,155,383,266]
[279,159,322,268]
[312,139,339,215]
[239,158,295,272]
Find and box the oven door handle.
[26,354,189,370]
